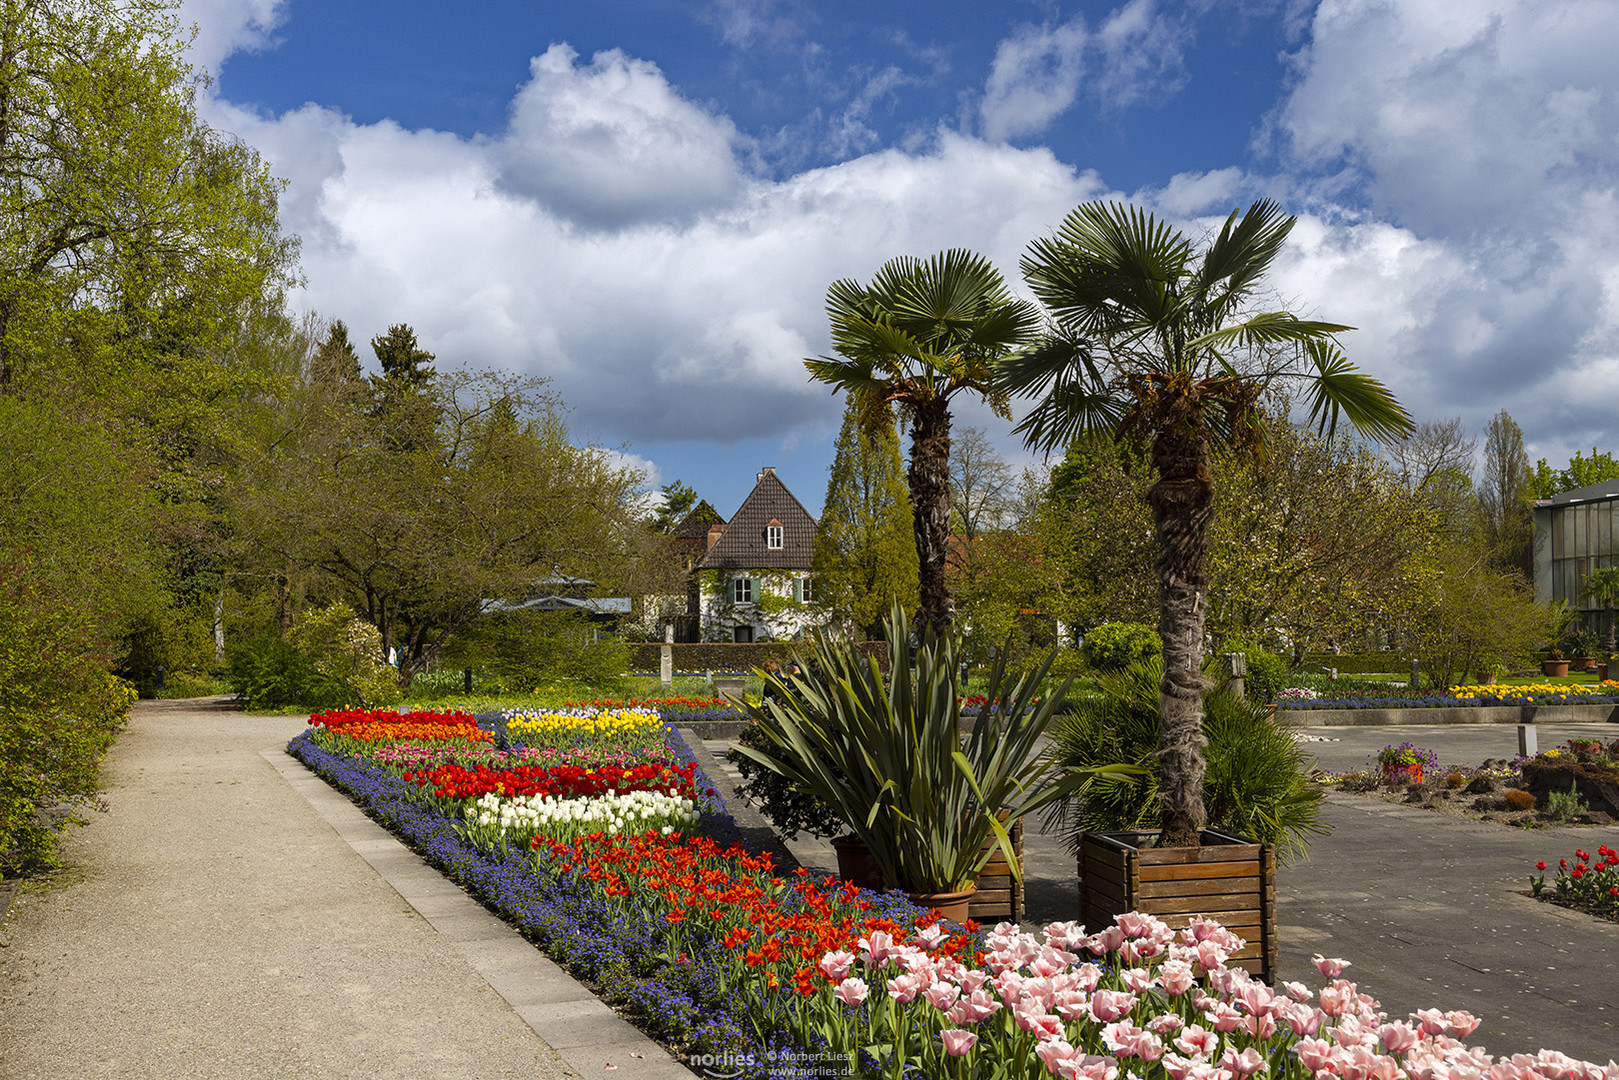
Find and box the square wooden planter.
[1079,829,1276,983]
[969,818,1024,924]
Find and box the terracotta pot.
[1381,762,1423,786]
[831,835,883,890]
[904,887,977,923]
[1543,659,1570,677]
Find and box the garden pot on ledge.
[1079,829,1276,983]
[1543,659,1570,677]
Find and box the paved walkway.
[4,701,1616,1074]
[0,699,687,1080]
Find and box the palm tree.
[1580,566,1619,656]
[806,249,1040,635]
[998,200,1413,848]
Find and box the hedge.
[1297,652,1414,676]
[628,640,889,673]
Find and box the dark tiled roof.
[698,469,818,570]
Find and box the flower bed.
[292,709,1619,1078]
[1532,845,1619,923]
[1279,682,1619,711]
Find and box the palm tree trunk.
[1148,412,1214,849]
[1607,599,1614,657]
[909,397,954,636]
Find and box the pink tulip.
[1410,1008,1447,1036]
[886,972,925,1004]
[1312,953,1351,978]
[1090,926,1126,955]
[939,1029,978,1057]
[818,950,854,982]
[1445,1010,1481,1036]
[923,981,960,1010]
[1219,1047,1267,1077]
[913,922,947,949]
[833,977,868,1007]
[1295,1037,1335,1073]
[1379,1020,1419,1054]
[1148,1013,1185,1036]
[1283,981,1313,1003]
[1173,1023,1218,1060]
[859,930,897,966]
[1089,988,1137,1022]
[1158,959,1195,996]
[1036,1039,1082,1076]
[1116,910,1158,938]
[1051,989,1090,1021]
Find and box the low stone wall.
[1279,704,1619,727]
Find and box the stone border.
[1280,704,1619,727]
[261,746,696,1080]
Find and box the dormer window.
[767,522,783,549]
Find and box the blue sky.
[185,0,1619,518]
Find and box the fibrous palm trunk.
[909,397,954,636]
[1148,404,1213,849]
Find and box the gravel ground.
[0,699,574,1080]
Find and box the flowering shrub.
[1376,742,1438,771]
[1276,687,1320,701]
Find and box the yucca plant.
[733,603,1142,894]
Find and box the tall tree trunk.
[1148,405,1214,849]
[908,397,954,636]
[1607,600,1614,657]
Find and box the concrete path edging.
[1282,704,1619,726]
[261,747,696,1080]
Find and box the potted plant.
[1050,659,1325,982]
[1543,648,1570,678]
[1376,742,1436,786]
[1568,627,1602,672]
[734,604,1140,921]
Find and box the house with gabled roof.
[693,466,824,642]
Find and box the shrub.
[1504,788,1538,812]
[288,601,401,708]
[1217,635,1287,703]
[1045,658,1325,864]
[1547,788,1589,823]
[0,566,135,872]
[225,634,347,711]
[443,609,630,694]
[1079,621,1160,672]
[1445,771,1467,789]
[728,719,845,841]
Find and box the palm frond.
[1194,199,1295,306]
[1300,339,1414,443]
[1187,312,1354,355]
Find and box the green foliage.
[728,719,846,841]
[1532,447,1619,499]
[733,604,1142,893]
[1045,659,1325,865]
[0,565,136,872]
[1081,621,1160,672]
[225,634,346,712]
[118,605,216,697]
[443,609,630,695]
[1546,788,1587,823]
[287,601,401,708]
[650,480,700,533]
[813,398,919,638]
[1217,636,1286,703]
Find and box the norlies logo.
[688,1049,852,1078]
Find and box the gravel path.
[0,699,574,1080]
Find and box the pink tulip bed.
[817,911,1617,1080]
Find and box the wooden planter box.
[969,818,1024,924]
[1079,829,1276,983]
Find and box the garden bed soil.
[1520,761,1619,817]
[1323,769,1616,829]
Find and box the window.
[733,625,754,643]
[794,577,814,603]
[732,576,754,603]
[767,524,783,549]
